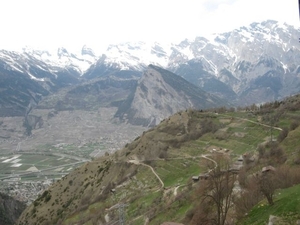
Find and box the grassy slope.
[17,98,300,224]
[240,184,300,224]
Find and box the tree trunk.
[266,194,274,205]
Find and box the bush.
[269,146,286,164]
[257,144,266,158]
[277,128,288,142]
[290,120,299,131]
[276,165,300,188]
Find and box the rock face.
[114,65,228,126]
[0,192,26,225]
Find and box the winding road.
[128,154,218,196]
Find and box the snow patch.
[280,61,288,73]
[104,42,172,70]
[28,72,45,81]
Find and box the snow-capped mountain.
[0,48,82,116]
[105,42,171,69]
[0,45,98,83]
[83,41,172,79]
[0,20,299,117]
[0,44,100,116]
[83,20,300,105]
[21,45,98,74]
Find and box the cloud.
[0,0,298,52]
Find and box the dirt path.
[128,159,164,190]
[221,114,283,131]
[239,117,282,131]
[174,185,180,196]
[201,154,218,173]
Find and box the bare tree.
[199,156,237,225]
[258,171,278,205]
[234,175,263,219]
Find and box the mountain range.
[0,20,299,119]
[85,20,299,105]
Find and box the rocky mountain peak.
[81,45,96,57]
[57,47,69,58]
[114,65,228,127]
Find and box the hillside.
[240,184,300,224]
[16,94,300,225]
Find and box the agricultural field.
[0,153,86,181]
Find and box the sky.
[0,0,299,53]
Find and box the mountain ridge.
[114,64,229,126]
[81,20,299,105]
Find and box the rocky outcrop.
[0,192,26,225]
[25,115,44,129]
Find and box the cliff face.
[114,65,228,127]
[0,193,26,225]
